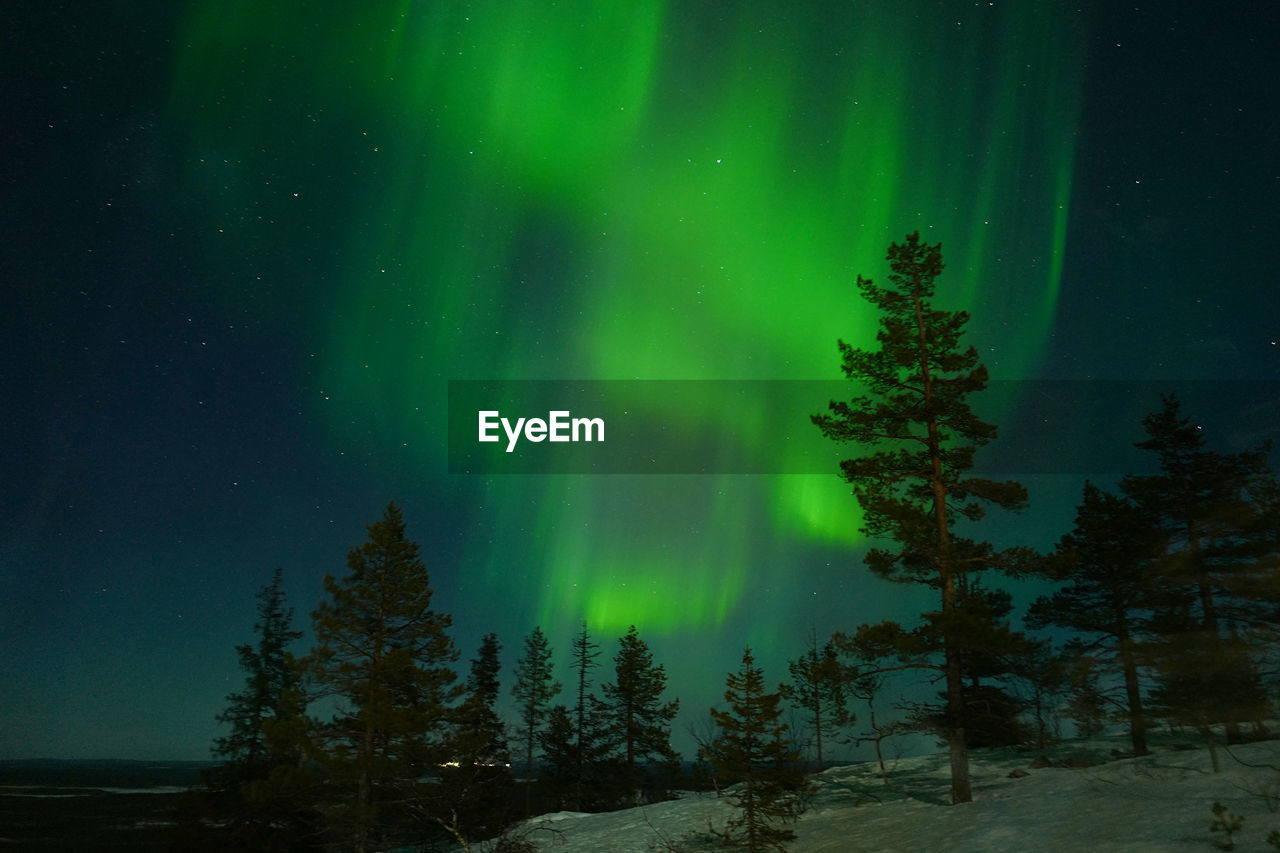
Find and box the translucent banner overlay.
[446,381,1280,475]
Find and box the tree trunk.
[813,699,824,772]
[943,635,972,803]
[357,731,371,853]
[1115,615,1149,756]
[1188,529,1241,742]
[866,698,892,787]
[625,703,636,807]
[1203,726,1221,773]
[933,442,971,804]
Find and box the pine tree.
[811,233,1028,803]
[512,627,561,788]
[779,634,848,771]
[600,625,680,807]
[1027,482,1163,755]
[209,567,311,847]
[858,582,1040,752]
[703,648,808,853]
[434,633,513,845]
[1121,395,1276,764]
[570,622,601,809]
[536,622,614,811]
[458,633,507,766]
[214,567,303,781]
[307,501,460,853]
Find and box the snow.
[489,732,1280,852]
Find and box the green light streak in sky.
[168,2,1086,636]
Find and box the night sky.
[3,1,1278,761]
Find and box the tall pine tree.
[812,233,1028,803]
[209,567,310,848]
[539,621,615,811]
[511,626,561,787]
[214,567,303,783]
[703,648,808,853]
[570,621,601,808]
[307,501,460,853]
[600,625,680,807]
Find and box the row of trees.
[811,232,1280,803]
[1027,394,1279,770]
[203,505,835,851]
[202,506,681,850]
[798,392,1280,785]
[530,622,682,813]
[202,503,816,851]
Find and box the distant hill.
[0,758,216,790]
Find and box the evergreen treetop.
[1122,394,1277,628]
[214,566,303,778]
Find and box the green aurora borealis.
[164,1,1083,637]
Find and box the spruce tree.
[214,567,303,782]
[210,567,310,847]
[811,233,1028,803]
[434,633,513,844]
[458,633,508,766]
[703,648,808,853]
[308,501,460,852]
[600,625,680,807]
[1027,481,1163,755]
[512,626,561,787]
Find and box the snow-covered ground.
[492,732,1280,852]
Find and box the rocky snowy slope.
[490,732,1280,852]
